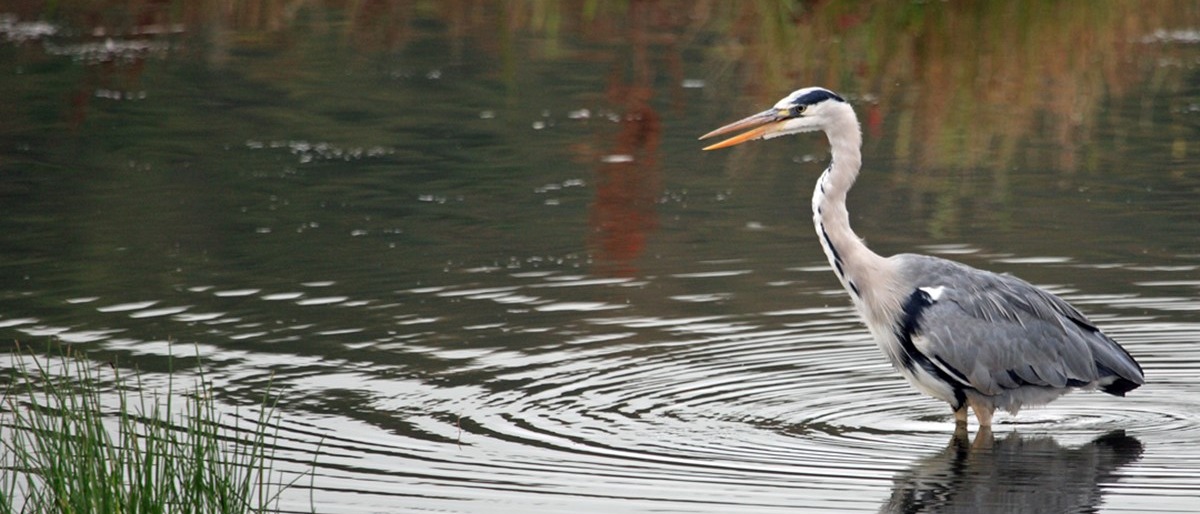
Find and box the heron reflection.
[880,430,1143,514]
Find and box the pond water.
[2,2,1200,512]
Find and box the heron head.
[699,87,849,150]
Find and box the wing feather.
[894,254,1144,397]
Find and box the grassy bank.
[0,344,310,514]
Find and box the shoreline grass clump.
[0,343,309,514]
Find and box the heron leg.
[971,425,994,451]
[953,405,969,426]
[951,424,970,446]
[967,397,995,429]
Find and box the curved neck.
[811,110,889,311]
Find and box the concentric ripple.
[236,265,1200,512]
[3,260,1199,513]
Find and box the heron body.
[700,87,1144,429]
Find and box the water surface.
[2,2,1199,512]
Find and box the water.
[2,2,1200,512]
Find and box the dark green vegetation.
[0,345,311,514]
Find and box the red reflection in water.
[587,86,661,278]
[59,5,165,130]
[584,1,683,278]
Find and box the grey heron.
[699,87,1144,429]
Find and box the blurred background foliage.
[1,0,1197,272]
[4,0,1197,166]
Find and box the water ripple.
[5,259,1199,513]
[254,296,1194,512]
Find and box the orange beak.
[698,109,785,151]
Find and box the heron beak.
[699,109,786,151]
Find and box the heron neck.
[811,122,888,308]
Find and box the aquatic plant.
[0,343,309,514]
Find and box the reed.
[0,344,307,514]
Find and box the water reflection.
[882,430,1144,514]
[584,1,671,277]
[3,1,1200,513]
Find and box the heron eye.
[791,105,807,116]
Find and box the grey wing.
[899,260,1144,397]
